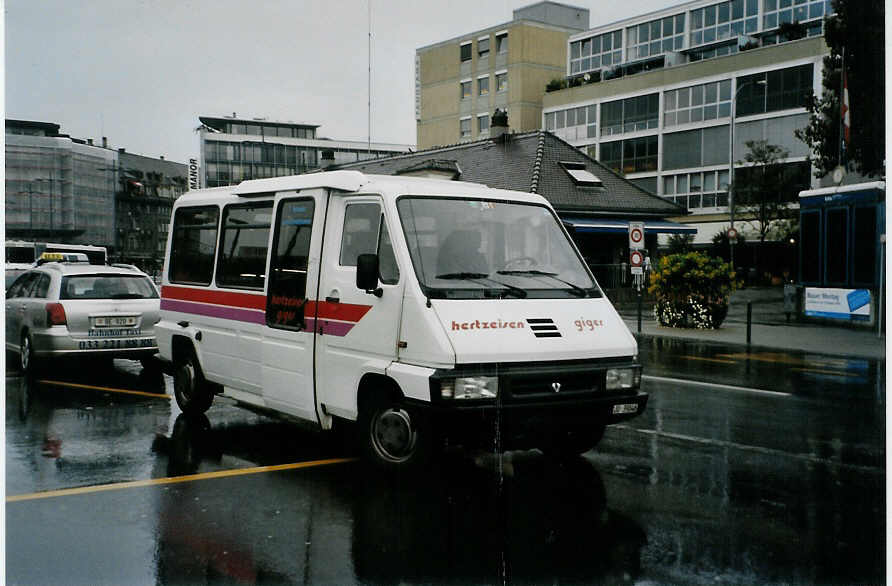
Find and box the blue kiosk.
[798,181,885,325]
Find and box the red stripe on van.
[161,286,266,310]
[305,301,372,323]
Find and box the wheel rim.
[176,360,196,402]
[20,336,30,371]
[370,407,417,463]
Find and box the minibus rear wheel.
[360,395,429,468]
[173,349,214,415]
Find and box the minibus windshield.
[397,197,601,299]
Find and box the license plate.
[612,403,638,415]
[93,316,137,327]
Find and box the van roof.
[179,170,546,206]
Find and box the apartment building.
[198,115,412,188]
[543,0,832,248]
[415,1,589,149]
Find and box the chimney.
[320,149,336,169]
[159,155,165,160]
[102,136,108,148]
[87,139,93,145]
[491,108,509,142]
[118,148,126,153]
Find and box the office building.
[415,1,589,149]
[5,119,188,269]
[198,115,413,188]
[542,0,832,251]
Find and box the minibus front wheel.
[360,394,429,468]
[173,347,214,415]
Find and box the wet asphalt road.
[5,341,885,585]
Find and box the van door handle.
[325,296,339,304]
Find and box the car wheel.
[20,333,39,375]
[173,350,213,415]
[539,424,606,458]
[359,395,429,468]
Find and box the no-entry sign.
[629,222,644,250]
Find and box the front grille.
[508,370,600,397]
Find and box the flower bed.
[648,252,738,330]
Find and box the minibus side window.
[217,201,273,290]
[340,203,381,266]
[169,206,219,285]
[267,198,315,330]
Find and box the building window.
[690,0,759,47]
[460,118,471,138]
[570,30,623,76]
[664,79,732,126]
[460,42,472,62]
[736,64,813,116]
[598,136,657,174]
[545,105,597,139]
[496,32,508,53]
[762,0,831,31]
[478,37,490,58]
[662,126,730,170]
[460,80,471,99]
[627,14,685,60]
[663,170,730,210]
[600,93,659,136]
[496,72,508,92]
[478,114,490,134]
[478,76,489,96]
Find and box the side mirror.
[356,254,383,297]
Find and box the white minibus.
[156,171,647,467]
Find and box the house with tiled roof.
[333,128,694,286]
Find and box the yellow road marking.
[791,367,861,378]
[716,352,851,369]
[37,379,171,400]
[7,457,357,503]
[681,355,738,365]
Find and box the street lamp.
[728,77,766,270]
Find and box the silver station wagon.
[5,261,160,373]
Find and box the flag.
[841,69,851,152]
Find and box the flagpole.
[839,46,846,169]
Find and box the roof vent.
[559,161,602,187]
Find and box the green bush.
[648,252,739,329]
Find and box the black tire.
[19,333,39,375]
[540,424,606,458]
[359,395,429,468]
[172,349,214,415]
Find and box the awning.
[562,217,697,235]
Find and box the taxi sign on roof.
[37,252,89,264]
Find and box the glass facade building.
[544,0,830,244]
[198,116,411,188]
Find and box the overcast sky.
[6,0,669,164]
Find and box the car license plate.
[612,403,638,415]
[93,316,137,327]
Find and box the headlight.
[606,367,641,391]
[440,376,498,400]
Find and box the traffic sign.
[629,222,645,250]
[630,249,644,267]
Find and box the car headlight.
[606,367,641,391]
[440,376,498,400]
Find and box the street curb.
[628,330,885,362]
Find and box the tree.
[733,140,804,245]
[794,0,885,177]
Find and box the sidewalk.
[615,287,886,361]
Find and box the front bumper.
[413,358,647,450]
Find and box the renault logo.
[551,382,561,393]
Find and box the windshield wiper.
[434,273,527,298]
[496,270,592,298]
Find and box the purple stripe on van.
[304,318,354,337]
[161,298,266,325]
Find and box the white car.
[6,261,160,373]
